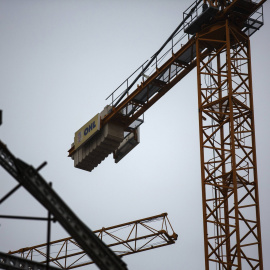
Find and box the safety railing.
[105,0,203,108]
[244,5,264,36]
[183,0,208,31]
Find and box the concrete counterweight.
[72,121,124,172]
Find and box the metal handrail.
[105,0,203,108]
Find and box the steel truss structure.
[9,213,177,269]
[0,252,60,270]
[69,1,265,268]
[2,1,267,269]
[0,141,127,270]
[196,21,263,269]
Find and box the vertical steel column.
[46,182,52,270]
[196,21,263,269]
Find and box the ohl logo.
[84,121,96,136]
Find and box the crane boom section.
[102,38,198,129]
[9,213,177,270]
[101,0,265,130]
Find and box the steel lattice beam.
[0,141,127,270]
[0,252,59,270]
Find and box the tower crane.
[67,0,266,269]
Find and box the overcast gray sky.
[1,1,270,269]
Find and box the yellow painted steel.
[74,113,100,150]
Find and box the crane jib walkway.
[101,0,265,131]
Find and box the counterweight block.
[73,122,124,172]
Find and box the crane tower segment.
[196,19,263,269]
